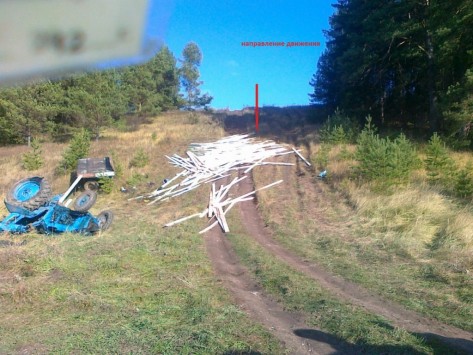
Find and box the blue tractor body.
[0,194,102,235]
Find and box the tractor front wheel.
[73,190,97,212]
[5,177,52,211]
[97,210,113,231]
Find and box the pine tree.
[22,138,44,171]
[151,46,181,110]
[310,0,473,131]
[180,42,213,110]
[454,162,473,198]
[58,129,91,174]
[424,133,455,183]
[122,60,162,115]
[354,116,419,185]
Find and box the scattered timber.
[164,179,284,234]
[133,134,311,233]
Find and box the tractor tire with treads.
[97,210,113,231]
[5,177,52,211]
[73,191,97,212]
[84,181,99,191]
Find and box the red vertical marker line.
[255,83,259,132]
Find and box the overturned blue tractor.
[0,177,113,235]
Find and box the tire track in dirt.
[204,180,356,354]
[204,227,351,354]
[237,172,473,354]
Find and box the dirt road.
[204,109,473,353]
[234,171,473,353]
[205,215,355,354]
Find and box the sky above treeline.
[148,0,335,110]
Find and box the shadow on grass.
[221,351,262,355]
[0,239,27,247]
[294,328,471,354]
[416,332,473,355]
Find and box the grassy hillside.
[0,112,283,354]
[250,122,473,332]
[1,108,472,353]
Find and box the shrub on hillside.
[22,138,44,171]
[454,162,473,198]
[110,151,123,178]
[126,172,148,187]
[354,116,420,185]
[98,177,114,194]
[320,108,360,144]
[313,143,331,170]
[57,129,91,174]
[424,133,456,184]
[129,148,149,168]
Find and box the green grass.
[225,213,460,354]
[257,190,473,332]
[0,111,284,354]
[0,214,283,354]
[253,143,473,332]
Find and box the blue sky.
[148,1,334,110]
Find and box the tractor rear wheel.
[97,210,113,231]
[73,190,97,212]
[84,181,99,191]
[6,177,52,211]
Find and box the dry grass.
[0,112,223,210]
[331,151,473,272]
[252,135,473,330]
[0,111,283,354]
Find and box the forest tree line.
[311,0,473,146]
[0,43,211,145]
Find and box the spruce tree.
[424,133,455,183]
[22,138,44,171]
[58,129,91,174]
[455,162,473,198]
[354,116,419,185]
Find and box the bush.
[454,162,473,198]
[22,138,43,171]
[57,129,91,174]
[126,173,148,187]
[424,133,456,184]
[110,151,123,178]
[354,116,420,185]
[338,144,353,161]
[113,118,128,132]
[313,144,331,170]
[98,177,114,194]
[320,108,360,144]
[129,148,149,168]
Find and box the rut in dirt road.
[204,225,360,355]
[236,172,473,354]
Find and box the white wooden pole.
[59,174,83,204]
[292,147,311,166]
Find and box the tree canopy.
[180,42,213,110]
[310,0,473,139]
[0,44,203,145]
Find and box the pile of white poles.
[131,134,296,205]
[164,176,283,234]
[130,134,311,233]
